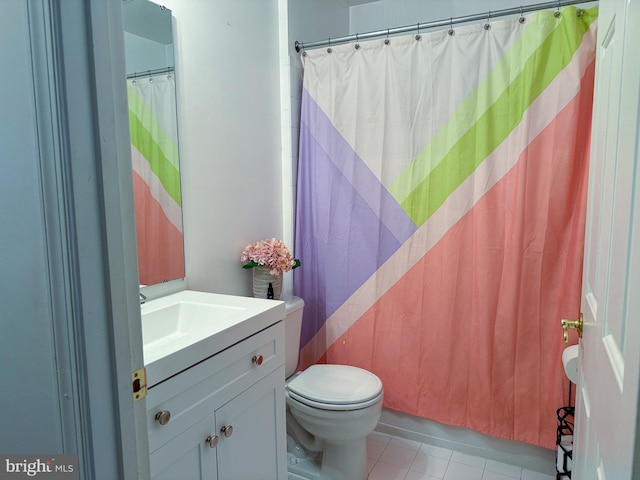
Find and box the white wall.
[349,0,530,33]
[288,0,350,52]
[160,0,283,296]
[123,32,171,74]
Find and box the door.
[572,0,640,478]
[150,414,218,480]
[216,368,287,480]
[1,0,148,478]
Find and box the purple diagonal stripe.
[294,89,417,348]
[301,90,417,243]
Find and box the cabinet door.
[150,414,218,480]
[216,367,287,480]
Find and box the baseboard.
[376,408,556,475]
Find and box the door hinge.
[132,367,147,401]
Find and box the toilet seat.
[286,364,383,411]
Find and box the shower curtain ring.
[484,11,492,30]
[448,17,455,36]
[355,33,360,50]
[554,1,562,18]
[415,23,422,41]
[384,29,390,45]
[519,6,526,23]
[327,38,332,54]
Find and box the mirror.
[122,0,185,286]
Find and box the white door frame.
[37,0,149,477]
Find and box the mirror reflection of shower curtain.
[294,7,598,449]
[128,74,184,286]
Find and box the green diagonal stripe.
[129,111,182,206]
[127,85,180,170]
[399,7,596,226]
[389,11,559,202]
[127,88,181,207]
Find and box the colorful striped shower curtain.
[128,75,184,286]
[294,6,597,449]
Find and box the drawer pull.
[252,354,264,366]
[221,425,234,438]
[205,435,219,448]
[154,410,171,426]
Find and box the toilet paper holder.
[561,313,583,343]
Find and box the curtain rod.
[294,0,595,53]
[126,66,175,80]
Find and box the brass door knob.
[205,435,219,448]
[561,313,583,343]
[220,425,233,438]
[155,410,171,426]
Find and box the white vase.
[252,266,282,300]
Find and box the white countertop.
[141,290,285,387]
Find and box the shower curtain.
[294,6,597,449]
[128,74,184,286]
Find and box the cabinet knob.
[155,410,171,425]
[252,354,264,366]
[205,435,219,448]
[220,425,233,438]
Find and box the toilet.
[283,296,384,480]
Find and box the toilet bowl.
[283,297,384,480]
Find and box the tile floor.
[366,432,556,480]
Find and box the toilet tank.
[283,296,305,378]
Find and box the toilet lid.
[287,364,383,406]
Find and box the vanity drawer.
[146,321,284,453]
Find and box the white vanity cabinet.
[146,321,286,480]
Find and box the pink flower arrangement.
[241,238,301,275]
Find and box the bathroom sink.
[142,301,245,352]
[141,290,285,387]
